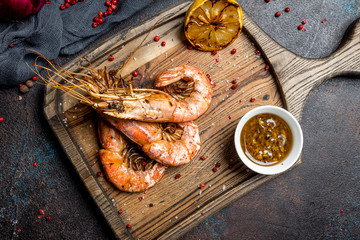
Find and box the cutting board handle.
[321,17,360,78]
[244,13,360,119]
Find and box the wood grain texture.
[43,1,359,239]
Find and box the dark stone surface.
[0,0,359,239]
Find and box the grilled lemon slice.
[184,0,243,51]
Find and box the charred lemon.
[184,0,243,51]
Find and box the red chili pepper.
[187,45,193,50]
[228,116,231,119]
[126,224,131,228]
[212,83,216,88]
[255,50,260,55]
[161,41,166,46]
[119,209,123,214]
[132,71,138,77]
[232,80,237,84]
[231,49,236,54]
[321,19,327,23]
[138,196,143,201]
[275,12,281,17]
[199,183,205,189]
[9,44,15,47]
[265,65,270,70]
[154,36,160,41]
[340,209,344,213]
[201,212,204,216]
[231,84,238,90]
[212,50,217,55]
[39,209,45,215]
[215,162,221,168]
[212,167,217,172]
[200,156,206,160]
[216,58,220,62]
[17,228,21,232]
[250,98,255,102]
[108,55,114,61]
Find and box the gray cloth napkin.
[0,0,153,86]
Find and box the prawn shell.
[99,150,166,192]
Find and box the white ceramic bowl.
[234,105,303,175]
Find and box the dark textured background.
[0,0,359,239]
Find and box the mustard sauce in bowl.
[240,113,293,166]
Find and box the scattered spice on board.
[96,172,102,177]
[200,156,206,160]
[132,71,138,77]
[149,203,154,207]
[175,173,181,179]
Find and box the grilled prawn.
[98,118,166,192]
[103,116,201,166]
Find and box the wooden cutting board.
[43,1,360,239]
